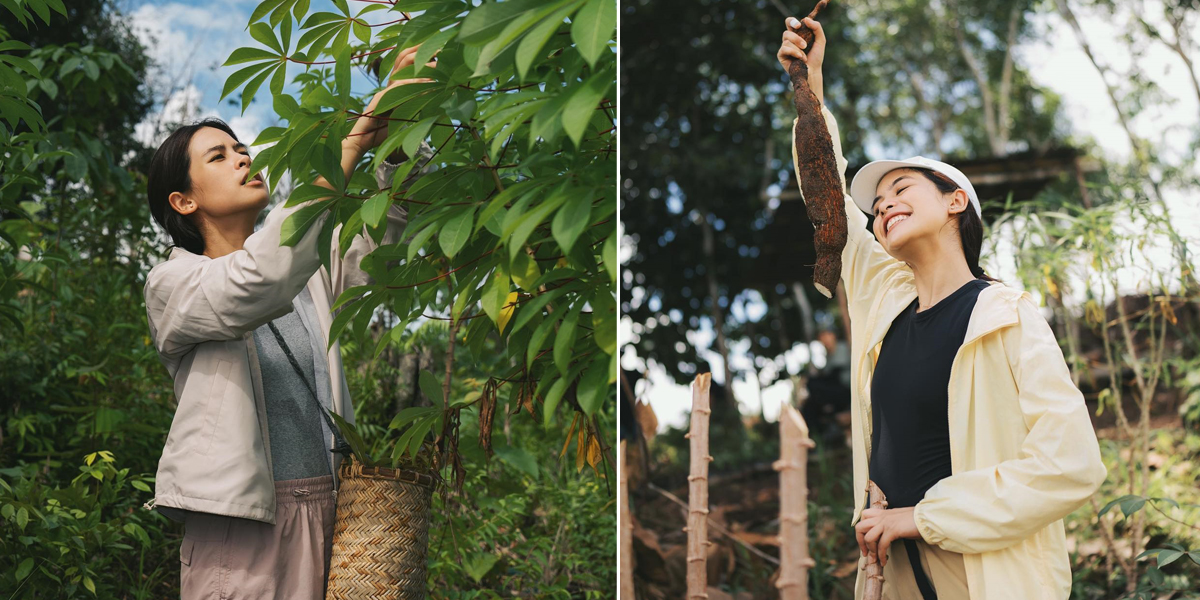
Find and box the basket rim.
[339,459,438,489]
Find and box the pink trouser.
[179,474,336,600]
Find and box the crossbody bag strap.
[266,321,354,458]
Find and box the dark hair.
[147,118,241,255]
[909,168,1000,283]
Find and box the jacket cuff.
[912,500,944,547]
[377,140,435,190]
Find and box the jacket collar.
[168,246,196,261]
[864,278,1027,356]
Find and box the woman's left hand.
[347,44,438,154]
[854,506,921,566]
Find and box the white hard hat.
[849,156,981,219]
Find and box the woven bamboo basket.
[326,456,437,600]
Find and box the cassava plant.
[218,0,617,492]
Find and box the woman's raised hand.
[777,16,827,104]
[347,44,439,154]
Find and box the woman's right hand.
[777,16,827,104]
[347,45,438,155]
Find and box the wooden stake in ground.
[619,439,635,599]
[774,402,817,600]
[862,480,888,600]
[684,373,713,600]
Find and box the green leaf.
[459,0,541,45]
[551,195,591,254]
[131,480,151,492]
[508,185,569,261]
[1098,494,1140,519]
[510,287,565,336]
[220,62,272,101]
[602,233,617,284]
[482,262,511,326]
[407,414,438,457]
[527,304,565,365]
[1157,549,1183,568]
[83,574,96,595]
[335,45,352,102]
[561,69,611,146]
[471,1,566,78]
[419,369,445,409]
[389,406,438,431]
[16,507,28,530]
[516,1,578,81]
[280,199,334,246]
[249,0,286,24]
[554,301,583,375]
[414,27,456,76]
[40,79,57,100]
[402,116,436,159]
[461,552,500,583]
[249,22,284,53]
[15,557,33,580]
[577,353,608,416]
[360,192,391,228]
[542,377,568,428]
[353,19,371,45]
[593,297,616,355]
[224,47,279,66]
[240,65,274,115]
[571,0,615,68]
[329,411,376,467]
[1120,496,1146,518]
[510,249,541,291]
[494,445,539,478]
[327,294,368,348]
[438,209,473,258]
[270,62,288,95]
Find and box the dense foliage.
[1,0,617,597]
[221,0,617,490]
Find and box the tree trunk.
[701,215,737,413]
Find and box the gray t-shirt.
[252,300,333,481]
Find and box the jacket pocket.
[180,538,194,566]
[196,359,234,455]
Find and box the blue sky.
[121,0,391,152]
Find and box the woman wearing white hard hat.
[778,15,1106,600]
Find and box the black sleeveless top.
[868,278,990,508]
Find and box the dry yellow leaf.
[497,291,520,334]
[587,432,601,472]
[560,413,578,459]
[576,422,588,472]
[1161,297,1177,325]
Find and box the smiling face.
[870,168,970,259]
[167,126,269,228]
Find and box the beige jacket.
[792,107,1107,600]
[141,154,421,525]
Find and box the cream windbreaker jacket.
[791,107,1107,600]
[141,148,430,525]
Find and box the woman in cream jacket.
[778,16,1107,600]
[142,45,434,600]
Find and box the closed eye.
[209,152,251,162]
